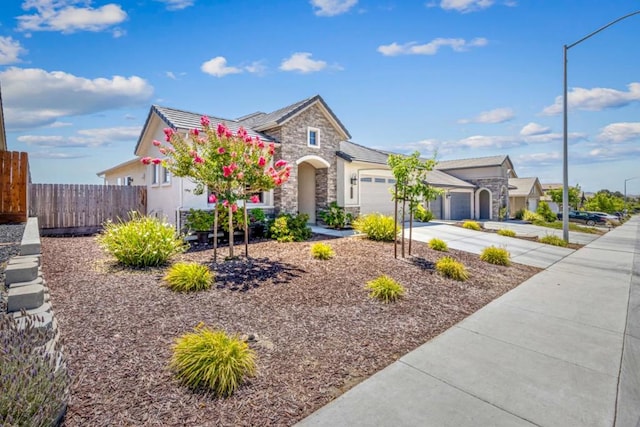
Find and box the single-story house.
[508,177,544,216]
[100,95,541,227]
[541,183,562,213]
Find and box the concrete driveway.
[408,222,576,268]
[482,220,602,245]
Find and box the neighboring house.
[96,158,145,186]
[541,183,563,213]
[102,95,539,227]
[508,177,543,216]
[0,85,7,151]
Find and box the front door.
[298,162,316,223]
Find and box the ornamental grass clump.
[310,242,335,260]
[462,220,482,231]
[352,214,399,242]
[480,246,511,266]
[164,262,214,292]
[539,234,568,247]
[435,257,469,281]
[428,238,448,251]
[497,229,516,237]
[365,275,405,303]
[0,314,69,427]
[97,212,187,267]
[170,325,256,397]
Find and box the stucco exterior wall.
[102,161,145,186]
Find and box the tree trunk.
[394,184,398,259]
[401,191,406,258]
[228,205,234,259]
[409,205,413,256]
[244,202,249,258]
[213,205,218,264]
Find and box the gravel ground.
[42,235,541,427]
[1,223,26,312]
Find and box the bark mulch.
[42,234,541,427]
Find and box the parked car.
[588,211,620,226]
[556,210,607,226]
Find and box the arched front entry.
[296,155,330,224]
[477,188,492,220]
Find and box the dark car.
[556,210,607,226]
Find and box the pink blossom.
[217,147,225,154]
[189,150,197,158]
[236,172,244,180]
[141,157,152,165]
[197,137,206,144]
[250,195,260,203]
[223,166,233,177]
[163,128,174,142]
[245,136,252,143]
[231,203,238,213]
[194,156,205,164]
[231,151,237,158]
[152,158,162,165]
[208,194,218,203]
[237,127,248,138]
[159,148,167,155]
[222,199,229,207]
[225,130,233,138]
[275,159,288,168]
[201,116,210,127]
[152,140,161,147]
[257,141,265,149]
[258,157,266,167]
[217,123,226,136]
[190,128,200,137]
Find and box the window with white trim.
[151,164,159,185]
[162,167,171,185]
[307,127,320,148]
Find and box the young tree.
[548,184,581,210]
[388,151,441,258]
[143,118,290,261]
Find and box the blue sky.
[1,0,639,193]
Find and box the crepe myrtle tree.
[142,117,291,261]
[388,151,441,258]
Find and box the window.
[360,177,372,183]
[307,127,320,147]
[151,164,159,185]
[162,167,171,184]
[388,179,396,184]
[125,176,133,186]
[374,178,386,183]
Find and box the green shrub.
[365,275,405,303]
[268,213,311,243]
[536,201,557,222]
[435,257,469,281]
[414,204,434,222]
[514,208,525,220]
[462,220,482,231]
[522,210,544,224]
[218,206,246,232]
[164,262,214,292]
[352,214,399,242]
[170,325,256,397]
[185,208,214,232]
[428,238,448,251]
[318,202,353,229]
[310,242,335,260]
[97,212,187,267]
[498,206,508,221]
[538,234,568,247]
[480,246,511,266]
[0,314,69,427]
[497,229,516,237]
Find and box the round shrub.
[435,257,469,281]
[414,205,434,222]
[365,275,405,303]
[170,325,256,397]
[164,262,214,292]
[497,229,516,237]
[480,246,511,266]
[97,213,187,267]
[428,238,448,251]
[536,201,557,222]
[538,235,568,247]
[310,242,335,260]
[522,210,544,224]
[353,214,399,242]
[462,220,482,231]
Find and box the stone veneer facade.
[468,177,509,219]
[262,103,342,218]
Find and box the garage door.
[359,176,396,216]
[450,193,471,220]
[430,196,443,219]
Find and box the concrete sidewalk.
[408,222,574,269]
[482,220,602,246]
[298,217,640,427]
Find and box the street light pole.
[624,176,639,215]
[562,10,640,242]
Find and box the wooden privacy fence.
[0,151,29,224]
[29,184,147,235]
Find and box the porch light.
[350,174,358,186]
[446,192,451,199]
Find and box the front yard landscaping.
[43,234,540,426]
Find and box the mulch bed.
[42,234,541,427]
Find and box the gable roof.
[508,177,542,197]
[243,95,351,140]
[337,141,389,165]
[435,155,514,172]
[97,158,143,177]
[0,85,6,151]
[425,169,476,189]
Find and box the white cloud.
[310,0,357,16]
[542,82,640,115]
[0,67,153,130]
[520,122,550,136]
[378,37,487,56]
[245,61,267,75]
[0,37,27,65]
[155,0,194,10]
[18,126,141,148]
[280,52,328,73]
[201,56,243,77]
[17,0,127,34]
[49,121,73,128]
[30,151,89,159]
[457,135,521,149]
[597,122,640,143]
[165,71,187,80]
[439,0,494,13]
[458,107,514,124]
[517,151,560,166]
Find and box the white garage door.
[359,176,396,216]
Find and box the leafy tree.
[548,184,581,210]
[388,151,441,258]
[583,191,624,213]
